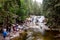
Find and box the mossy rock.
[19,31,27,40]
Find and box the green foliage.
[42,0,60,28]
[0,0,42,26]
[27,0,42,15]
[0,0,19,26]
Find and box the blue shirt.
[3,31,8,37]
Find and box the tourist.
[7,27,11,33]
[2,28,8,40]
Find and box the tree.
[0,0,31,26]
[27,0,42,15]
[0,0,21,26]
[42,0,60,28]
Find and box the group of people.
[2,23,25,40]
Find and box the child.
[2,28,8,40]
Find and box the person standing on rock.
[2,28,8,40]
